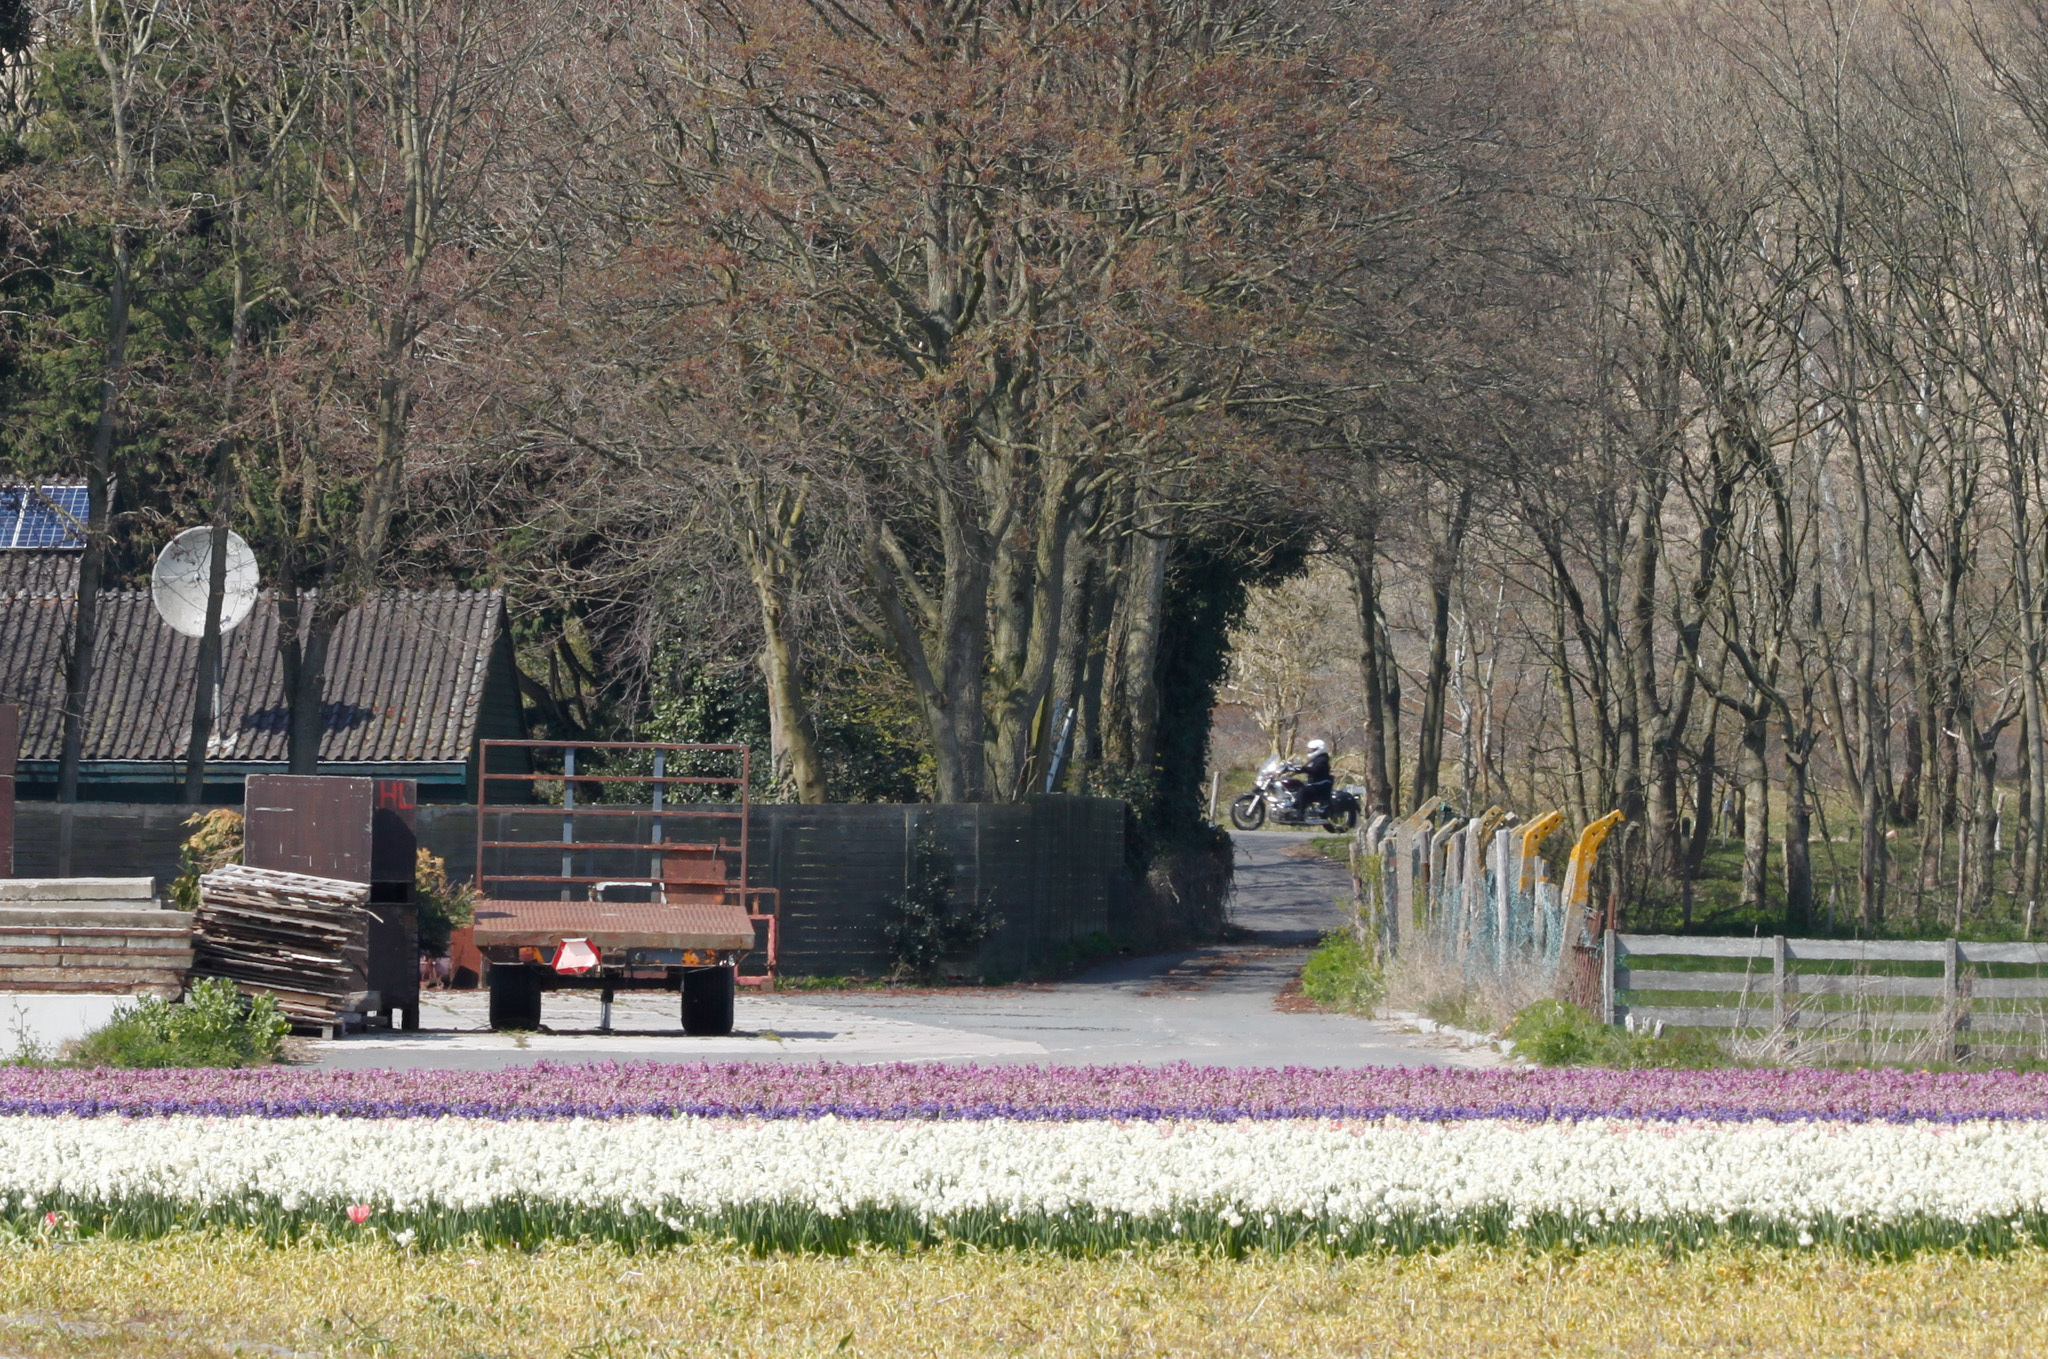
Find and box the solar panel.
[0,484,89,549]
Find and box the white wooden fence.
[1605,933,2048,1059]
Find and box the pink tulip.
[43,1211,56,1226]
[346,1204,372,1225]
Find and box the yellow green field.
[0,1235,2043,1356]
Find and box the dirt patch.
[1271,972,1328,1014]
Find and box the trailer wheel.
[488,963,543,1031]
[681,965,735,1036]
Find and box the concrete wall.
[11,796,1130,978]
[0,993,131,1054]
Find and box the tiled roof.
[0,590,508,765]
[0,552,80,599]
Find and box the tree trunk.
[750,571,827,804]
[1378,607,1405,808]
[1074,551,1115,790]
[183,253,249,804]
[60,175,141,806]
[1690,713,1718,875]
[864,426,993,803]
[1346,545,1394,818]
[987,473,1074,800]
[1103,502,1172,779]
[1740,707,1769,913]
[737,473,827,805]
[2010,459,2047,935]
[182,523,231,803]
[1966,725,2000,925]
[1551,586,1591,828]
[1897,634,1925,825]
[276,588,338,776]
[1782,735,1814,932]
[1618,467,1663,834]
[1038,502,1099,793]
[1412,488,1472,807]
[1845,450,1889,927]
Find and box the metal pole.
[651,748,665,894]
[1044,703,1076,793]
[1601,927,1618,1025]
[562,746,575,901]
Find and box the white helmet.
[1306,739,1328,755]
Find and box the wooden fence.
[15,796,1130,980]
[1604,932,2048,1059]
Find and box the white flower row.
[3,1115,2046,1229]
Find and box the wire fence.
[1353,802,1624,1010]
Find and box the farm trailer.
[469,741,779,1035]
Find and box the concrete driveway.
[310,830,1500,1071]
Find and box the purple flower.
[1,1062,2046,1123]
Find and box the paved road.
[311,830,1499,1071]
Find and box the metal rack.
[474,740,779,987]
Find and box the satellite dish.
[151,526,259,638]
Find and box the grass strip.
[0,1232,2044,1357]
[8,1194,2048,1259]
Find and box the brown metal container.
[243,774,419,1030]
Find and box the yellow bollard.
[1563,810,1627,917]
[1515,810,1565,893]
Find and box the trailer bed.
[472,899,756,952]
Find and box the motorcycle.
[1228,754,1363,831]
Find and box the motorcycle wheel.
[1323,802,1359,832]
[1228,793,1267,830]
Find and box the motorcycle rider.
[1292,739,1334,816]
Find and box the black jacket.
[1301,751,1331,782]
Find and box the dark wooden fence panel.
[13,804,194,881]
[19,796,1127,978]
[768,805,913,976]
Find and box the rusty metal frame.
[475,740,778,985]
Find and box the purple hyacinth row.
[3,1061,2048,1123]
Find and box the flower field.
[4,1062,2048,1255]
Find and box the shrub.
[69,977,289,1069]
[1299,931,1385,1013]
[415,848,477,958]
[1505,999,1613,1066]
[1504,999,1730,1070]
[883,829,1000,982]
[168,808,244,912]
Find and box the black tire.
[1228,793,1267,830]
[1323,802,1359,832]
[487,963,543,1031]
[682,965,736,1036]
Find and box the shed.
[0,588,529,802]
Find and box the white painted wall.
[0,994,129,1056]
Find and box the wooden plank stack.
[0,878,193,997]
[192,864,370,1029]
